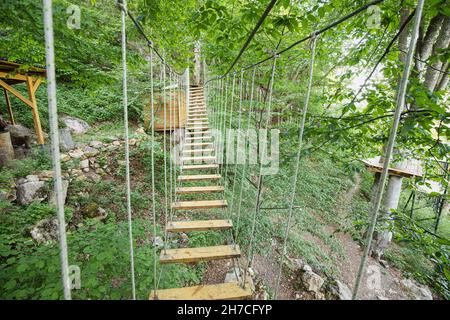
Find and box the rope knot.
[115,0,127,12]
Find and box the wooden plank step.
[171,199,227,210]
[181,155,216,162]
[186,131,212,136]
[187,122,209,126]
[186,126,209,131]
[177,174,221,182]
[176,186,224,194]
[151,282,252,300]
[181,164,219,170]
[159,245,239,264]
[182,148,214,154]
[184,142,213,147]
[166,219,231,232]
[185,136,212,141]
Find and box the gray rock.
[48,180,69,205]
[152,236,164,247]
[59,128,74,151]
[79,159,89,169]
[83,146,99,157]
[224,267,243,283]
[0,188,16,202]
[30,217,59,244]
[60,153,71,162]
[301,270,324,293]
[87,173,101,183]
[401,279,433,300]
[6,124,35,148]
[26,175,39,182]
[328,280,352,300]
[302,264,312,272]
[16,180,46,205]
[38,170,54,181]
[62,116,90,135]
[90,140,103,148]
[68,149,84,159]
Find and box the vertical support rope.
[229,70,244,225]
[274,34,317,299]
[224,73,236,191]
[352,0,424,299]
[220,75,229,170]
[244,55,278,287]
[119,0,136,300]
[42,0,71,300]
[149,50,158,299]
[162,63,169,254]
[236,67,256,252]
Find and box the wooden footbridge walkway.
[151,86,253,300]
[39,0,425,300]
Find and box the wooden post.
[26,76,44,145]
[3,88,15,125]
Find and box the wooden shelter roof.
[0,60,47,85]
[363,156,423,178]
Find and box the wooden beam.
[0,71,28,82]
[32,78,42,94]
[26,76,45,145]
[3,88,15,125]
[0,79,33,109]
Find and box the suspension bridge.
[39,0,425,300]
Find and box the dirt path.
[327,172,412,299]
[200,172,422,300]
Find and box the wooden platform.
[166,219,232,232]
[160,245,240,264]
[171,199,227,210]
[150,282,252,300]
[363,156,423,178]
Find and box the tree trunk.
[369,8,410,259]
[193,40,201,85]
[424,15,450,91]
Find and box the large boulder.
[327,279,352,300]
[16,178,46,205]
[59,128,74,151]
[5,124,35,148]
[62,116,90,135]
[300,268,325,294]
[401,279,433,300]
[48,180,69,206]
[30,217,59,244]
